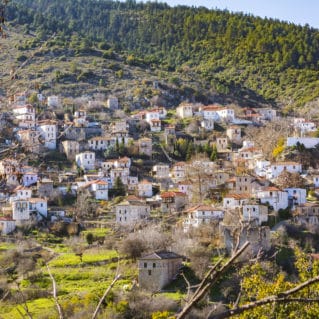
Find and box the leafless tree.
[244,119,292,160]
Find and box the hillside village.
[1,82,319,319]
[1,89,319,260]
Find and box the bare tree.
[244,119,291,160]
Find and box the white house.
[29,198,48,218]
[284,188,307,210]
[266,162,302,180]
[201,119,214,131]
[153,164,170,179]
[183,204,224,230]
[223,194,251,209]
[12,186,32,201]
[107,96,119,110]
[293,118,316,134]
[76,152,96,171]
[216,107,235,122]
[258,108,277,121]
[176,103,193,118]
[47,95,60,108]
[287,137,319,149]
[0,218,16,235]
[256,187,288,211]
[22,166,38,187]
[150,119,162,132]
[145,109,160,124]
[83,180,108,200]
[200,105,221,121]
[242,204,268,225]
[137,180,153,198]
[115,199,150,225]
[88,136,116,151]
[170,162,187,183]
[177,180,192,195]
[13,104,36,122]
[37,120,57,150]
[314,176,319,188]
[12,198,47,224]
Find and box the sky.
[154,0,319,29]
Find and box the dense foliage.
[6,0,319,108]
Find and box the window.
[153,263,156,268]
[144,262,147,268]
[148,270,152,276]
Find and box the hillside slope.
[3,0,319,111]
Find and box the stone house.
[110,167,130,186]
[138,251,183,291]
[221,221,271,258]
[242,204,268,225]
[226,126,242,144]
[37,178,54,198]
[170,162,187,183]
[115,198,150,225]
[153,164,170,179]
[293,203,319,226]
[106,96,119,110]
[138,138,152,157]
[73,109,87,127]
[216,137,229,152]
[61,140,80,160]
[160,191,188,213]
[16,129,41,153]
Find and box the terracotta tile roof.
[225,193,251,200]
[161,191,186,198]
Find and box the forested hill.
[6,0,319,110]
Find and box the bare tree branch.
[209,275,319,319]
[175,242,250,319]
[210,297,319,319]
[46,264,64,319]
[91,252,121,319]
[15,282,33,319]
[91,274,121,319]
